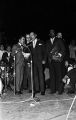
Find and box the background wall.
[0,0,76,46]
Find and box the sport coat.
[45,37,65,62]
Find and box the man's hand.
[22,52,30,58]
[42,61,46,64]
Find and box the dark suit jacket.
[45,37,65,63]
[12,44,24,65]
[16,44,24,65]
[30,40,44,64]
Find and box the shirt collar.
[50,37,55,44]
[18,42,22,46]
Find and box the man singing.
[12,36,29,95]
[29,32,45,96]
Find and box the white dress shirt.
[33,38,37,48]
[7,52,11,61]
[0,50,5,61]
[50,37,55,44]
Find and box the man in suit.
[29,32,45,96]
[21,34,31,92]
[45,30,65,94]
[12,36,25,94]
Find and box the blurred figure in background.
[45,30,65,94]
[2,46,11,66]
[69,40,76,61]
[0,45,5,62]
[62,60,76,94]
[56,32,67,78]
[2,46,14,90]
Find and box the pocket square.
[39,43,42,45]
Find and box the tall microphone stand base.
[28,60,40,105]
[23,48,40,105]
[28,94,40,107]
[30,92,40,102]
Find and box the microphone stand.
[12,50,17,95]
[12,44,40,104]
[30,59,34,98]
[13,55,16,95]
[24,45,40,103]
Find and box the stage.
[0,89,76,120]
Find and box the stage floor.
[0,89,76,120]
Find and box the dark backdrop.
[0,0,76,46]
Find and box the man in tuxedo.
[29,32,45,96]
[45,30,65,94]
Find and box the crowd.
[0,29,76,97]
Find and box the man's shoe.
[41,92,45,95]
[58,92,63,95]
[15,91,22,95]
[33,92,35,97]
[28,90,32,93]
[35,90,40,93]
[50,91,56,94]
[67,91,75,94]
[19,91,23,94]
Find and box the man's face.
[7,46,11,52]
[26,35,30,43]
[30,32,35,40]
[57,33,62,38]
[65,61,68,67]
[0,45,4,51]
[50,32,55,38]
[31,35,35,39]
[19,37,25,45]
